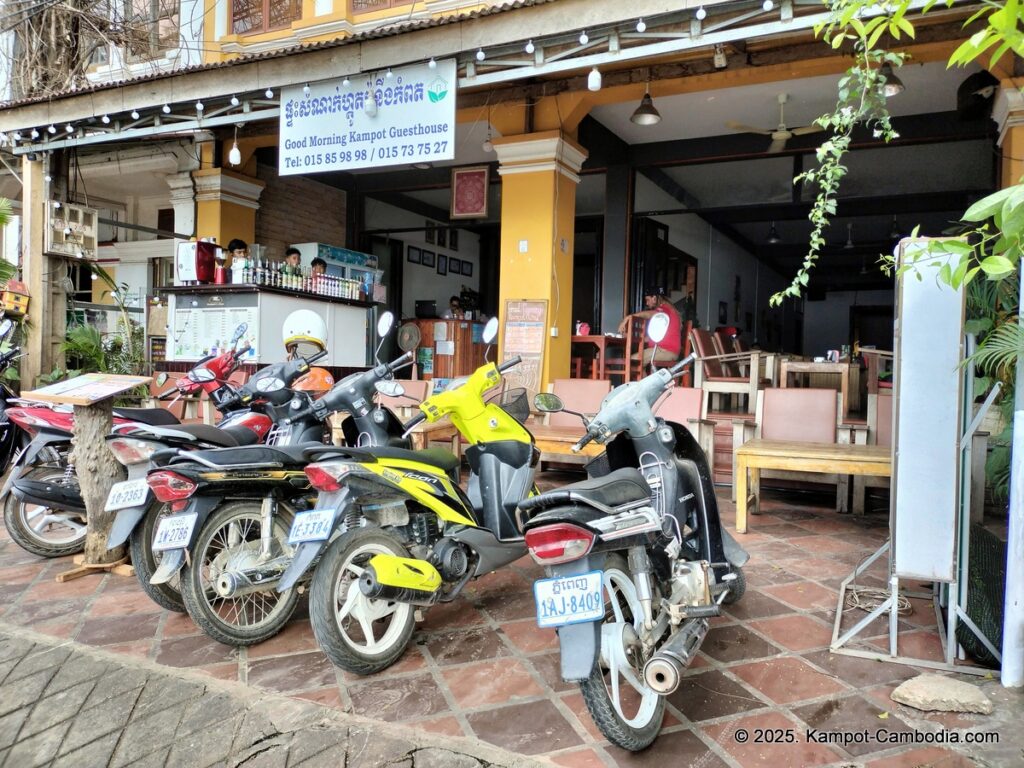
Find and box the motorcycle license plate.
[288,509,336,545]
[152,512,198,551]
[105,479,149,512]
[533,571,604,629]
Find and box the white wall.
[803,289,894,355]
[363,199,481,319]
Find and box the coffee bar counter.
[162,284,376,366]
[407,318,487,381]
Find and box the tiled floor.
[0,480,1007,767]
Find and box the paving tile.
[195,662,240,682]
[755,523,818,539]
[246,650,337,694]
[500,618,559,654]
[550,747,608,768]
[87,589,165,617]
[748,614,833,652]
[424,627,511,665]
[801,649,919,688]
[723,589,795,620]
[729,656,847,704]
[347,672,448,721]
[605,728,728,768]
[795,517,868,535]
[666,669,767,721]
[465,568,529,597]
[466,700,583,755]
[784,556,860,580]
[865,746,982,768]
[0,563,45,584]
[293,685,344,710]
[527,652,575,693]
[161,611,203,637]
[868,630,946,664]
[742,563,802,586]
[338,644,427,683]
[744,540,806,561]
[419,598,488,631]
[406,715,466,738]
[474,587,538,622]
[793,694,916,756]
[704,710,843,768]
[3,598,86,627]
[701,624,782,663]
[20,573,103,602]
[155,633,238,667]
[761,580,839,610]
[245,619,319,658]
[442,658,544,709]
[76,613,162,646]
[104,639,154,660]
[795,534,866,555]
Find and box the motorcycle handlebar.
[402,411,426,436]
[498,356,521,374]
[670,353,696,376]
[570,431,595,454]
[307,349,328,365]
[387,350,414,373]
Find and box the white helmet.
[282,309,327,359]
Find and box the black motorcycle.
[520,314,748,751]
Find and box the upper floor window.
[232,0,302,35]
[352,0,416,12]
[124,0,180,61]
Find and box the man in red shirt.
[618,284,682,365]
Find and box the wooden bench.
[734,438,891,533]
[532,424,603,465]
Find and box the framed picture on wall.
[449,257,461,275]
[421,250,436,268]
[718,301,728,325]
[437,254,447,276]
[462,260,473,278]
[436,228,447,248]
[451,166,489,219]
[407,246,421,264]
[449,229,459,251]
[425,223,435,244]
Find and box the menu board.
[171,307,259,361]
[24,373,153,406]
[502,299,547,399]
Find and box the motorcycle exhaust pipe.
[215,560,289,598]
[359,566,440,606]
[642,618,710,695]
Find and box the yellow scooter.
[299,319,538,674]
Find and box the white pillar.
[166,172,196,239]
[1002,269,1024,688]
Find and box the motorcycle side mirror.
[482,317,499,344]
[533,393,564,413]
[190,368,216,383]
[0,319,13,339]
[375,380,405,398]
[231,323,248,345]
[155,372,169,387]
[377,311,394,338]
[647,312,670,344]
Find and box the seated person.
[618,284,681,365]
[442,295,463,319]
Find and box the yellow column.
[192,168,264,248]
[493,131,587,391]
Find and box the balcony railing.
[352,0,416,12]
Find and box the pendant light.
[766,221,782,244]
[228,125,242,167]
[880,63,905,97]
[843,222,855,250]
[630,77,661,126]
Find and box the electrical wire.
[844,585,913,615]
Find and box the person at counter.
[284,247,302,273]
[311,258,327,276]
[442,295,463,319]
[227,239,248,263]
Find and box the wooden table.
[780,360,851,413]
[734,439,891,533]
[532,424,604,466]
[571,335,625,380]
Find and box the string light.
[303,83,310,96]
[65,124,73,133]
[696,6,707,20]
[428,57,437,69]
[230,95,240,106]
[265,88,273,99]
[162,104,171,114]
[195,100,204,112]
[342,76,350,87]
[30,128,39,139]
[525,39,535,54]
[587,67,602,91]
[130,109,140,120]
[101,114,110,124]
[228,125,241,166]
[44,173,51,182]
[11,131,20,141]
[365,91,378,118]
[762,0,774,9]
[579,30,589,45]
[476,48,485,61]
[386,68,394,79]
[47,125,56,134]
[636,18,646,32]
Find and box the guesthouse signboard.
[279,60,457,175]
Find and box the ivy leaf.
[964,187,1016,223]
[980,255,1016,277]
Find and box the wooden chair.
[547,378,612,427]
[690,328,760,415]
[732,336,779,387]
[862,349,894,396]
[653,386,715,468]
[604,317,645,384]
[732,388,857,511]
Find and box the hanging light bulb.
[130,109,140,120]
[587,67,602,92]
[100,115,110,124]
[30,128,39,139]
[12,131,20,141]
[630,80,661,126]
[63,226,71,236]
[195,100,204,113]
[265,88,274,99]
[228,129,242,167]
[762,0,774,10]
[65,124,73,133]
[365,90,378,118]
[44,173,52,182]
[428,57,437,69]
[91,272,98,281]
[476,48,486,62]
[162,104,171,114]
[482,131,494,153]
[303,83,310,96]
[53,201,61,209]
[880,63,905,97]
[766,222,782,244]
[844,222,856,249]
[525,39,535,54]
[47,125,56,134]
[636,18,646,32]
[342,76,351,87]
[579,30,589,45]
[696,5,707,19]
[385,68,393,79]
[230,94,240,106]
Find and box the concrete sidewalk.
[0,624,541,768]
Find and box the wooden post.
[72,401,126,564]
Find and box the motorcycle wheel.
[309,526,416,676]
[3,466,86,558]
[129,503,186,613]
[180,501,299,646]
[579,554,666,752]
[721,566,746,605]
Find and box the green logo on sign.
[428,77,448,103]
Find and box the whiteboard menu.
[171,307,260,361]
[502,299,548,400]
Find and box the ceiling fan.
[726,93,825,153]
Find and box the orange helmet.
[293,367,334,397]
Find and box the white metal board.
[891,240,965,582]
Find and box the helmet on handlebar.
[294,367,334,396]
[283,309,327,359]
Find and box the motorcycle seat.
[518,467,651,514]
[171,442,325,468]
[310,445,461,473]
[113,407,181,427]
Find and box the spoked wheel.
[309,527,415,675]
[129,502,185,613]
[3,467,86,558]
[180,501,299,646]
[579,555,665,752]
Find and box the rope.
[844,585,913,615]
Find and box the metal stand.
[829,341,1001,676]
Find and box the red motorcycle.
[3,323,271,558]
